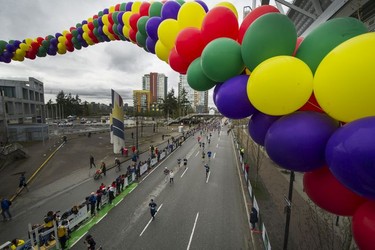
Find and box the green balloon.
[0,40,8,52]
[120,3,127,11]
[73,41,82,50]
[41,40,50,50]
[149,2,163,17]
[93,28,104,42]
[187,58,217,91]
[241,13,297,71]
[202,38,245,82]
[137,16,149,37]
[176,0,185,5]
[37,47,47,57]
[112,12,119,24]
[76,23,82,28]
[98,11,103,17]
[136,32,147,48]
[93,19,99,28]
[296,17,367,74]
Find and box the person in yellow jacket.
[57,220,69,249]
[10,239,24,250]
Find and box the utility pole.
[283,170,295,250]
[135,109,139,151]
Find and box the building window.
[23,88,28,99]
[0,86,16,98]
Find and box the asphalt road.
[71,128,251,250]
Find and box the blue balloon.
[5,44,15,53]
[146,37,157,54]
[195,0,209,12]
[326,116,375,199]
[161,1,181,20]
[249,112,280,146]
[125,2,133,12]
[146,17,162,40]
[214,75,257,119]
[117,12,124,25]
[265,112,339,172]
[103,8,109,15]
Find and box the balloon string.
[307,101,323,111]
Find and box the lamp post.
[135,106,139,151]
[283,170,295,250]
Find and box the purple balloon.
[146,17,162,40]
[5,44,15,53]
[146,37,157,54]
[249,112,280,146]
[103,8,109,15]
[265,111,339,172]
[214,75,257,119]
[117,12,124,25]
[98,17,104,27]
[326,116,375,199]
[126,2,133,12]
[161,1,181,20]
[195,0,209,12]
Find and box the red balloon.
[36,37,44,45]
[108,14,114,25]
[175,27,205,63]
[293,36,304,56]
[169,47,191,74]
[115,4,120,11]
[87,22,95,31]
[31,42,40,51]
[201,7,239,45]
[107,24,120,40]
[352,201,375,250]
[140,2,151,16]
[129,28,137,43]
[303,166,366,216]
[129,13,141,31]
[299,93,324,113]
[88,30,99,43]
[238,5,279,44]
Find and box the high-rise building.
[133,90,151,113]
[142,72,168,103]
[178,74,208,113]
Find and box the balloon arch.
[1,1,374,249]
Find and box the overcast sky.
[0,0,282,106]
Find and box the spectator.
[90,155,96,169]
[108,184,115,205]
[1,197,12,221]
[89,192,96,216]
[10,239,25,250]
[120,175,125,191]
[250,207,259,231]
[116,176,121,194]
[240,148,245,161]
[245,162,250,174]
[100,162,106,176]
[96,189,102,211]
[57,220,69,249]
[18,173,28,192]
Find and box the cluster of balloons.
[0,1,374,249]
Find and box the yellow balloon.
[155,40,171,63]
[122,12,132,28]
[58,36,66,44]
[177,2,206,29]
[215,2,238,19]
[314,33,375,122]
[82,33,94,45]
[25,38,33,46]
[62,30,70,36]
[102,14,110,26]
[131,1,142,13]
[57,44,67,54]
[158,19,181,50]
[245,68,251,75]
[102,25,115,40]
[15,48,26,57]
[247,56,313,115]
[19,43,29,51]
[87,17,93,23]
[82,24,90,32]
[122,26,130,39]
[109,6,116,13]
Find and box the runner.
[163,167,170,183]
[183,158,188,169]
[207,151,212,161]
[177,158,181,167]
[149,199,158,220]
[204,163,210,179]
[115,158,121,172]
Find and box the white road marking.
[180,167,188,178]
[95,214,107,224]
[187,212,200,250]
[70,232,87,248]
[139,203,164,236]
[216,144,218,148]
[195,151,199,157]
[213,153,216,159]
[206,172,211,183]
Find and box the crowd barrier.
[233,134,272,250]
[1,130,196,250]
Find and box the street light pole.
[135,110,139,151]
[283,170,295,250]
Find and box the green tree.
[159,88,178,119]
[178,87,191,116]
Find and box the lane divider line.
[206,172,211,183]
[187,212,200,250]
[180,167,188,178]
